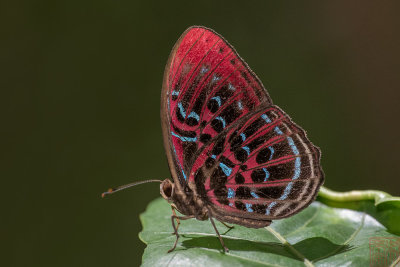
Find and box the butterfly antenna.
[101,179,163,198]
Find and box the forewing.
[161,26,272,186]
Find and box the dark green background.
[2,1,399,266]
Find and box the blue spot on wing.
[250,191,260,199]
[211,96,222,107]
[172,90,179,96]
[274,126,284,135]
[287,137,299,155]
[228,188,235,199]
[212,75,221,82]
[187,111,200,122]
[215,116,226,128]
[211,154,216,159]
[178,102,186,118]
[287,136,301,180]
[201,66,209,73]
[294,157,301,180]
[245,203,254,212]
[266,201,277,215]
[240,133,246,142]
[263,168,270,181]
[268,146,274,160]
[181,169,187,180]
[219,162,232,176]
[171,131,197,142]
[242,146,250,155]
[261,114,272,123]
[237,101,243,110]
[279,182,293,200]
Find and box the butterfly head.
[159,178,204,218]
[160,179,174,202]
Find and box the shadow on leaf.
[293,237,352,261]
[181,236,295,259]
[181,235,351,262]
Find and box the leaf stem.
[318,186,397,205]
[265,226,314,267]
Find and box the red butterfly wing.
[161,26,323,225]
[161,26,272,186]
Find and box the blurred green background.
[2,1,399,266]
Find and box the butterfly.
[103,26,324,253]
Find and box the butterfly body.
[160,178,209,221]
[160,26,324,252]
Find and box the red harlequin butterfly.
[103,26,324,253]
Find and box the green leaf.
[139,194,400,266]
[317,187,400,235]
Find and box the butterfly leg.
[168,207,194,253]
[219,220,234,229]
[209,216,229,253]
[171,206,181,233]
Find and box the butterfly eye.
[160,179,174,200]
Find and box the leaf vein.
[265,226,314,267]
[285,206,321,237]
